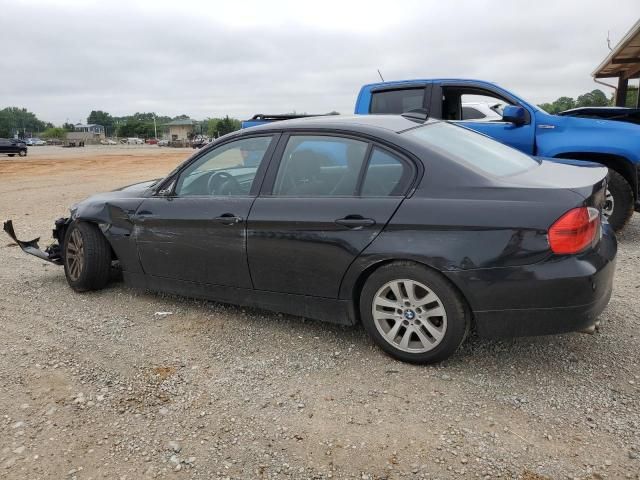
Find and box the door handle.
[214,213,243,225]
[335,215,376,229]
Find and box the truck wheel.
[63,221,112,292]
[360,262,470,364]
[604,169,634,232]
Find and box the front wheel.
[360,262,469,364]
[18,149,27,157]
[604,169,634,232]
[63,221,112,292]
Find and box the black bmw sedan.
[5,115,616,363]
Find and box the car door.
[247,133,416,298]
[133,134,278,287]
[0,138,11,153]
[437,83,536,154]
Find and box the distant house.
[166,119,197,142]
[74,124,105,135]
[65,124,105,145]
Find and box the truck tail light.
[548,207,600,255]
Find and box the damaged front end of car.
[3,218,70,265]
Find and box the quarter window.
[174,136,273,196]
[361,148,409,196]
[273,136,369,196]
[370,88,425,114]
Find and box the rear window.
[404,122,539,176]
[370,88,424,114]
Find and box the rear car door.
[133,134,278,287]
[247,133,416,298]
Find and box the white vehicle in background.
[26,138,46,146]
[100,139,118,145]
[461,102,504,121]
[120,137,145,145]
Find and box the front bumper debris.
[3,218,68,265]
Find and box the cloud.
[1,0,638,124]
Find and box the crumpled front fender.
[3,218,69,265]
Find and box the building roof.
[593,19,640,79]
[165,119,197,126]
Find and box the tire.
[63,221,112,292]
[8,154,15,157]
[360,262,470,364]
[18,149,27,157]
[605,169,634,232]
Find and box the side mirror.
[502,105,527,125]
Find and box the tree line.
[537,86,638,114]
[0,108,244,140]
[87,110,242,139]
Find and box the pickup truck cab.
[354,79,640,231]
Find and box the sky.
[1,0,638,125]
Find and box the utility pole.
[153,116,158,139]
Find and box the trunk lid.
[504,159,607,209]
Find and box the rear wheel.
[63,221,112,291]
[8,154,15,157]
[360,262,469,364]
[604,169,633,232]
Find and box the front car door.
[247,133,417,298]
[436,83,536,154]
[133,134,278,287]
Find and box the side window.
[370,88,424,114]
[273,136,368,196]
[443,88,509,121]
[361,148,409,197]
[174,136,273,196]
[461,106,486,120]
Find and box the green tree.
[116,117,156,138]
[575,89,609,108]
[624,86,638,108]
[538,96,576,114]
[0,107,47,137]
[41,127,68,140]
[203,116,241,138]
[87,110,113,127]
[62,122,75,131]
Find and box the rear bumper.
[445,225,617,338]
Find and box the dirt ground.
[0,146,639,480]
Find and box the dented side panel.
[72,197,147,274]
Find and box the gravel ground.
[0,147,639,479]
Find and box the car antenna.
[401,108,430,123]
[377,69,385,82]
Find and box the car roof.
[242,114,438,135]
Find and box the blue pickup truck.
[243,79,640,231]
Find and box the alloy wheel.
[66,228,85,282]
[372,279,447,353]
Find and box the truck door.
[436,83,536,155]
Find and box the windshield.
[404,122,539,177]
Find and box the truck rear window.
[370,88,424,114]
[404,122,539,177]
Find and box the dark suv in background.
[0,138,28,157]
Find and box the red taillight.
[548,207,600,255]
